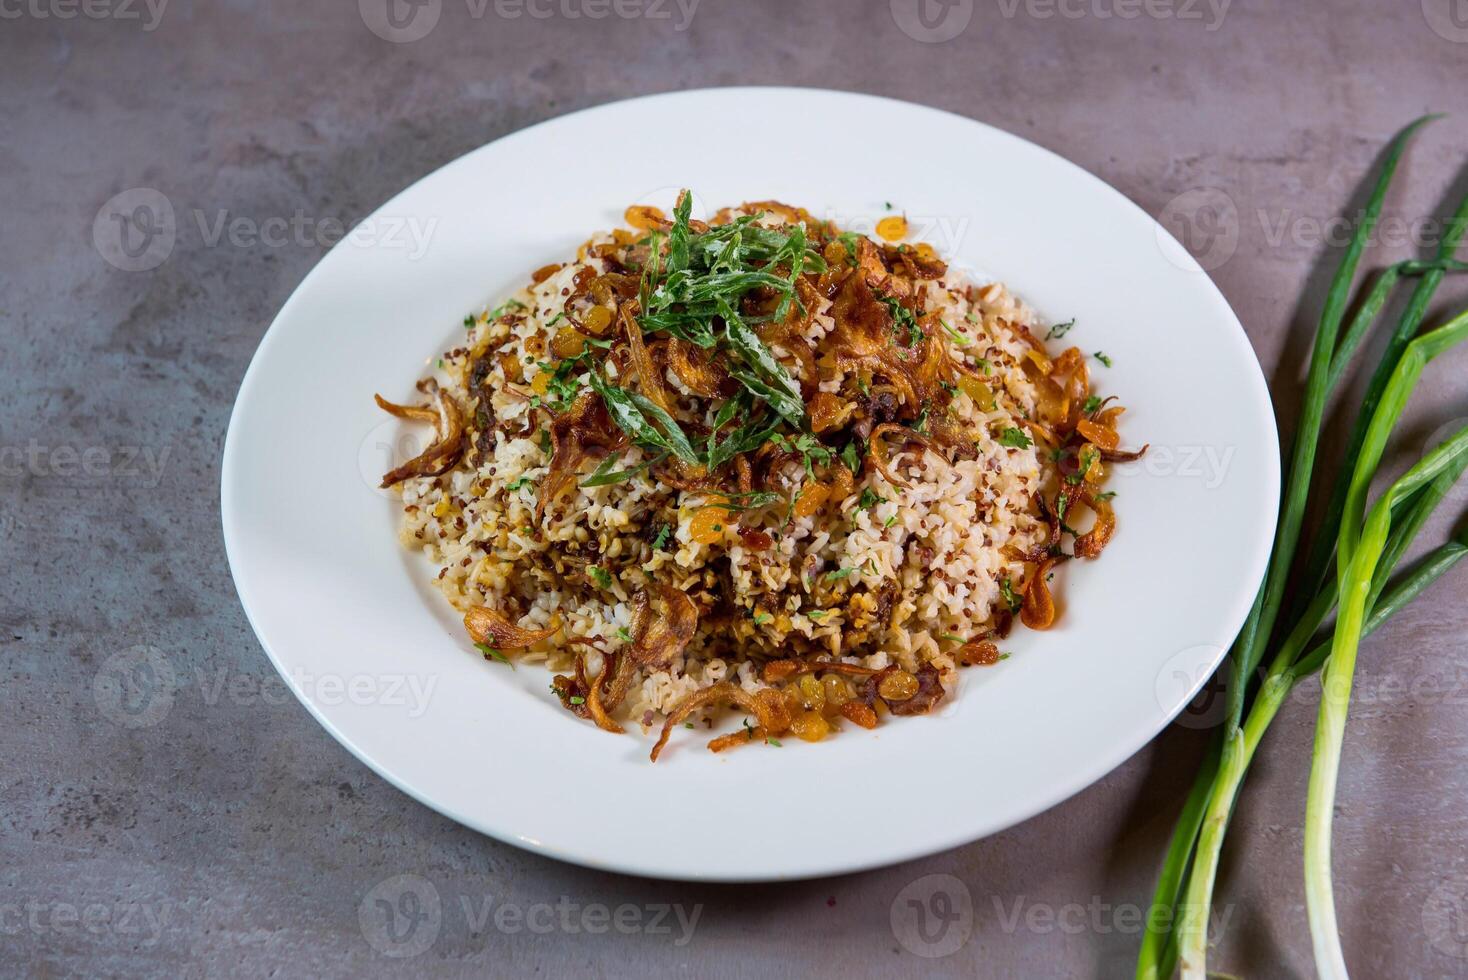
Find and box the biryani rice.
[385,201,1119,744]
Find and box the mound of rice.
[384,201,1108,746]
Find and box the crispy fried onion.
[375,383,466,487]
[760,659,882,683]
[651,683,793,761]
[884,242,948,280]
[1072,491,1116,559]
[538,389,627,522]
[664,336,730,399]
[572,585,701,738]
[550,641,630,734]
[621,303,674,414]
[464,605,560,650]
[1020,556,1066,630]
[629,584,699,670]
[867,423,933,489]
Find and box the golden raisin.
[550,326,587,359]
[822,675,851,712]
[688,507,726,545]
[530,370,552,397]
[875,215,908,241]
[624,205,666,230]
[1076,418,1119,452]
[878,670,920,702]
[583,305,614,336]
[792,710,830,743]
[792,484,830,520]
[957,375,995,410]
[797,674,826,712]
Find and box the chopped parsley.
[856,487,886,511]
[1083,395,1104,414]
[998,578,1023,614]
[883,514,898,528]
[825,566,857,582]
[943,321,971,346]
[588,566,614,590]
[616,626,632,642]
[474,643,514,670]
[1068,446,1099,485]
[650,524,672,550]
[490,298,526,320]
[568,695,586,705]
[999,427,1033,449]
[880,296,926,346]
[1046,318,1076,341]
[912,405,931,435]
[1093,350,1113,367]
[770,432,833,478]
[841,441,862,474]
[752,611,773,626]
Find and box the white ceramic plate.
[222,88,1279,881]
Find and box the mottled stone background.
[5,1,1468,976]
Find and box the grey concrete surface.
[5,1,1468,977]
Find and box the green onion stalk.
[1305,311,1468,977]
[1136,117,1468,980]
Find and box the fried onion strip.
[463,606,559,649]
[375,385,466,487]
